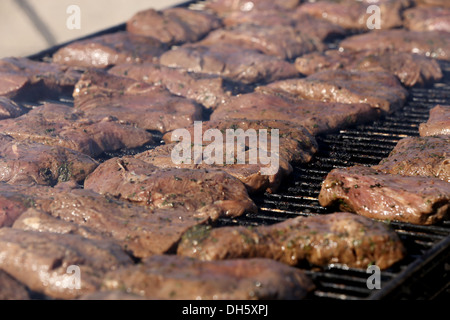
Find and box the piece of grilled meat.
[419,105,450,137]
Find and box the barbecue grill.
[24,0,450,301]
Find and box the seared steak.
[265,70,408,113]
[109,63,231,109]
[0,57,81,101]
[0,228,132,299]
[159,43,298,84]
[0,103,155,157]
[52,32,166,68]
[296,0,408,31]
[127,7,222,45]
[318,166,450,225]
[210,90,379,135]
[178,212,405,270]
[0,97,26,120]
[0,134,98,186]
[73,70,203,133]
[0,270,30,300]
[84,156,257,218]
[205,0,301,16]
[374,136,450,182]
[419,105,450,137]
[199,24,322,60]
[295,50,443,87]
[403,6,450,32]
[102,255,314,300]
[340,30,450,61]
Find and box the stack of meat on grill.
[0,0,449,300]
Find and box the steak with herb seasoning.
[340,30,450,61]
[318,166,450,225]
[0,228,133,299]
[374,135,450,182]
[419,105,450,137]
[73,70,203,133]
[0,270,30,300]
[177,212,405,270]
[265,70,408,113]
[159,43,298,84]
[127,7,222,45]
[0,103,155,157]
[102,254,314,300]
[210,90,379,136]
[0,134,98,186]
[403,6,450,32]
[84,156,257,218]
[295,50,443,87]
[109,63,231,109]
[0,97,26,120]
[0,57,81,101]
[52,31,166,69]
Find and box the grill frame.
[23,1,450,300]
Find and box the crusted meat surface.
[403,6,450,32]
[0,97,26,120]
[419,105,450,137]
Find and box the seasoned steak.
[296,0,408,31]
[73,71,203,133]
[0,103,155,157]
[0,134,98,186]
[84,156,257,218]
[265,70,408,113]
[0,97,26,120]
[318,166,450,225]
[403,6,450,32]
[210,90,379,136]
[205,0,301,16]
[199,24,322,60]
[295,50,443,87]
[102,255,315,300]
[0,228,132,299]
[159,43,298,84]
[109,63,231,109]
[0,57,81,101]
[0,270,30,300]
[178,212,405,270]
[340,30,450,61]
[419,105,450,137]
[127,7,222,45]
[374,136,450,182]
[52,32,166,68]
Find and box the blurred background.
[0,0,185,58]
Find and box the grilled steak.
[73,70,203,133]
[127,7,222,45]
[84,156,257,218]
[414,0,450,8]
[295,50,443,87]
[403,6,450,32]
[265,70,408,113]
[296,0,408,31]
[52,32,166,68]
[0,57,81,101]
[205,0,301,16]
[0,97,26,120]
[159,43,298,84]
[199,24,322,60]
[102,255,315,300]
[210,90,379,135]
[0,228,132,299]
[374,135,450,182]
[178,212,405,270]
[419,105,450,137]
[109,63,231,109]
[340,30,450,61]
[0,103,155,157]
[0,270,30,300]
[318,166,450,225]
[0,134,98,186]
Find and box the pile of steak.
[0,0,449,301]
